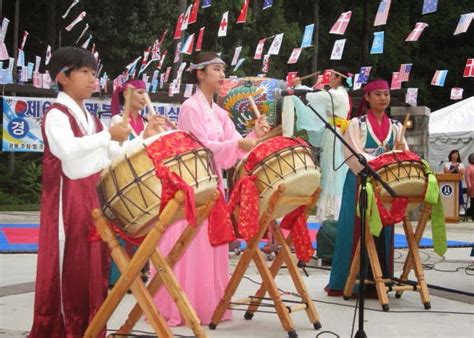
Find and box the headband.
[188,57,226,71]
[111,80,147,116]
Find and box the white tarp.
[428,96,474,173]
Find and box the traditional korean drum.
[98,130,218,238]
[217,77,287,136]
[232,136,321,219]
[369,150,427,199]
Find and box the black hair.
[468,153,474,165]
[48,46,97,90]
[448,149,461,163]
[332,67,352,88]
[191,51,220,84]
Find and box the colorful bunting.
[202,0,211,8]
[181,5,193,31]
[262,55,270,73]
[81,34,92,49]
[195,27,205,51]
[450,87,463,100]
[267,33,284,55]
[181,34,195,55]
[463,58,474,77]
[0,18,9,60]
[301,24,315,48]
[65,11,86,31]
[329,11,352,35]
[184,83,194,97]
[263,0,273,10]
[405,22,428,42]
[218,11,229,37]
[398,63,412,82]
[406,88,418,106]
[374,0,391,26]
[189,0,200,24]
[237,0,250,24]
[254,38,266,59]
[390,72,402,89]
[45,45,52,65]
[287,48,302,64]
[233,58,245,71]
[370,31,384,54]
[454,13,474,35]
[431,70,448,86]
[75,23,89,44]
[422,0,438,15]
[231,46,242,66]
[62,0,80,19]
[357,66,372,84]
[173,14,184,40]
[330,39,346,60]
[157,50,167,70]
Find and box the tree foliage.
[1,0,473,110]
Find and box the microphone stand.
[300,97,398,338]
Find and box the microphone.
[274,87,321,99]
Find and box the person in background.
[465,153,474,221]
[444,149,466,206]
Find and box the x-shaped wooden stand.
[209,184,322,338]
[85,190,219,338]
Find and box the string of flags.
[0,0,472,104]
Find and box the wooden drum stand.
[85,190,220,338]
[209,184,322,338]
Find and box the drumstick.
[143,92,177,130]
[398,113,410,147]
[248,96,270,133]
[256,125,282,144]
[122,87,133,124]
[298,71,320,81]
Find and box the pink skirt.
[151,218,232,326]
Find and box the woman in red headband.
[326,79,408,296]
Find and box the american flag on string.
[454,13,474,35]
[374,0,391,26]
[398,63,412,82]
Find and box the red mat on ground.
[3,227,39,244]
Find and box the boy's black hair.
[48,46,97,90]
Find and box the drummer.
[151,51,270,326]
[108,80,168,288]
[326,78,408,296]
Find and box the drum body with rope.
[98,130,218,238]
[232,136,321,219]
[369,150,427,208]
[217,77,289,136]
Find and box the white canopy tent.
[428,96,474,173]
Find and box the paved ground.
[0,212,473,337]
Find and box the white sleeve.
[45,108,111,179]
[107,114,145,160]
[45,108,111,161]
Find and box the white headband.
[188,57,226,71]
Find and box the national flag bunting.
[254,38,266,59]
[454,13,474,35]
[195,27,205,51]
[62,0,80,19]
[181,34,195,55]
[286,72,298,86]
[405,22,428,42]
[218,11,229,37]
[374,1,391,26]
[463,58,474,77]
[370,31,384,54]
[45,45,52,65]
[330,39,346,60]
[450,87,463,100]
[181,5,193,31]
[231,46,242,66]
[398,63,412,82]
[233,58,245,72]
[267,33,284,55]
[390,72,402,90]
[422,0,438,15]
[431,70,448,86]
[202,0,211,8]
[263,0,273,10]
[287,48,302,64]
[173,14,184,39]
[358,66,372,84]
[237,0,250,24]
[406,88,418,106]
[300,24,315,48]
[329,11,352,35]
[189,0,200,24]
[65,11,86,31]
